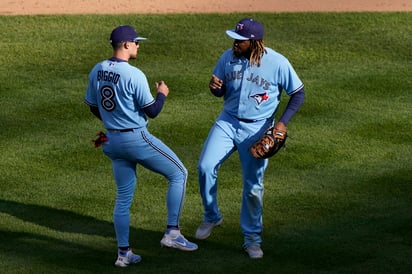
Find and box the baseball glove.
[249,126,287,159]
[92,131,108,148]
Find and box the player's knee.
[197,159,216,175]
[168,166,187,183]
[182,166,188,181]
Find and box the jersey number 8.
[100,86,116,112]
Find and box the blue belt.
[107,128,134,133]
[237,118,257,123]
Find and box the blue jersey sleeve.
[212,49,232,82]
[276,57,304,96]
[84,64,100,107]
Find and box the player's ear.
[121,41,133,50]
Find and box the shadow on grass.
[0,198,236,273]
[0,198,185,271]
[0,198,114,237]
[3,193,410,273]
[0,230,114,270]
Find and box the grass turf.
[0,12,411,273]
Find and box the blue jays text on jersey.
[214,47,303,120]
[246,73,270,90]
[225,71,270,90]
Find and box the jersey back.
[85,59,154,130]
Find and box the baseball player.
[84,25,197,267]
[195,18,305,258]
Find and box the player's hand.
[156,80,169,97]
[209,74,223,90]
[274,121,286,132]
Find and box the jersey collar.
[108,57,128,63]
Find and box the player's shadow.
[0,198,233,271]
[0,198,161,270]
[0,198,163,251]
[0,229,115,269]
[0,198,115,237]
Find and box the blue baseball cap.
[110,25,147,43]
[226,18,264,40]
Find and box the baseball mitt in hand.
[92,131,108,148]
[250,126,287,159]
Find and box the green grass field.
[0,12,411,273]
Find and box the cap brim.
[226,30,249,40]
[133,37,147,41]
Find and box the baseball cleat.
[245,245,263,259]
[195,218,223,240]
[160,229,198,251]
[114,248,142,267]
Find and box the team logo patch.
[250,92,269,105]
[236,23,244,31]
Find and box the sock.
[118,246,130,255]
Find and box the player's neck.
[113,51,129,62]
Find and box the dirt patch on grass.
[1,0,411,15]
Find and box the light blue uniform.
[198,47,303,248]
[85,59,187,247]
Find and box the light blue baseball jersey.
[213,47,304,121]
[85,59,155,130]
